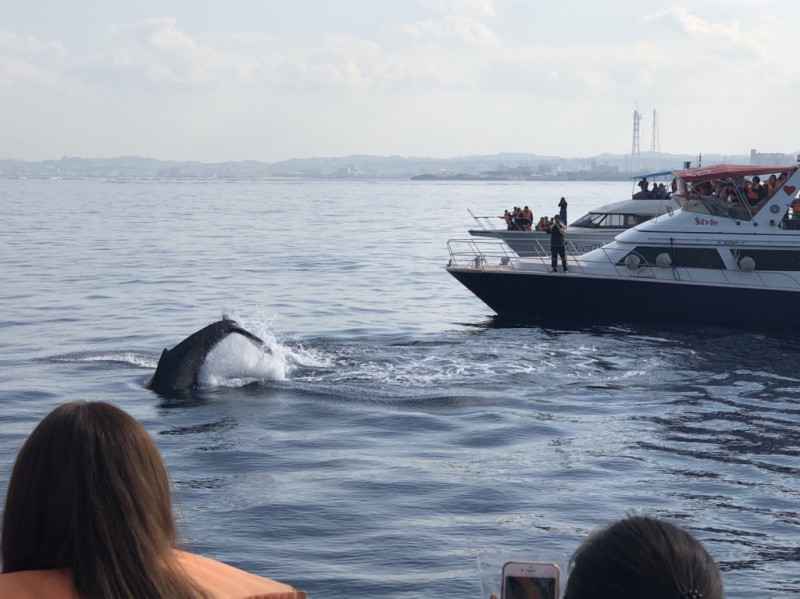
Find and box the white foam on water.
[197,314,333,388]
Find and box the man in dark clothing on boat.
[548,214,568,272]
[558,197,568,222]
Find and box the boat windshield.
[571,212,640,228]
[678,192,753,221]
[673,165,798,222]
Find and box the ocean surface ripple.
[0,178,798,598]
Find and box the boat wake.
[47,316,332,391]
[47,316,682,398]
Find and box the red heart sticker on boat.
[784,185,796,195]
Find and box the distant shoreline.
[410,172,631,182]
[1,150,786,180]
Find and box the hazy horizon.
[0,148,763,166]
[3,1,798,163]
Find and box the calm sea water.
[0,178,798,598]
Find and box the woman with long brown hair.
[0,401,304,599]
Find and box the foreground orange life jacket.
[0,550,305,599]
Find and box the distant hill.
[0,151,777,180]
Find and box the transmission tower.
[651,109,660,162]
[631,109,642,172]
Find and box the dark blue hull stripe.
[448,268,799,326]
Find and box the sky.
[2,0,799,163]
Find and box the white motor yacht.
[447,163,800,327]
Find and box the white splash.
[197,314,330,388]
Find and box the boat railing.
[447,239,519,269]
[446,238,588,271]
[468,209,503,231]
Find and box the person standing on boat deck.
[558,197,568,222]
[547,214,568,272]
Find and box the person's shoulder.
[0,568,76,599]
[175,550,305,599]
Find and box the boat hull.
[447,267,800,327]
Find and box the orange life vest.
[0,550,305,599]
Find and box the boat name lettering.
[694,217,719,226]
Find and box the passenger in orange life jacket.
[746,176,766,205]
[766,174,778,196]
[535,215,550,231]
[511,206,524,230]
[520,206,533,231]
[0,401,304,599]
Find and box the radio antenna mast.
[651,109,660,162]
[631,109,642,172]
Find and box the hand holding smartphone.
[501,561,560,599]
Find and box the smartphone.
[501,561,560,599]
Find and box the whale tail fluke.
[146,320,271,394]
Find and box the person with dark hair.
[558,197,567,222]
[547,214,568,272]
[520,206,533,231]
[563,515,723,599]
[0,401,304,599]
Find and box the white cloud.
[94,18,279,86]
[421,0,495,17]
[395,16,500,47]
[0,29,66,86]
[2,2,800,161]
[642,7,767,58]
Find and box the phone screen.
[503,575,558,599]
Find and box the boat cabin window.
[571,212,640,228]
[619,246,726,269]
